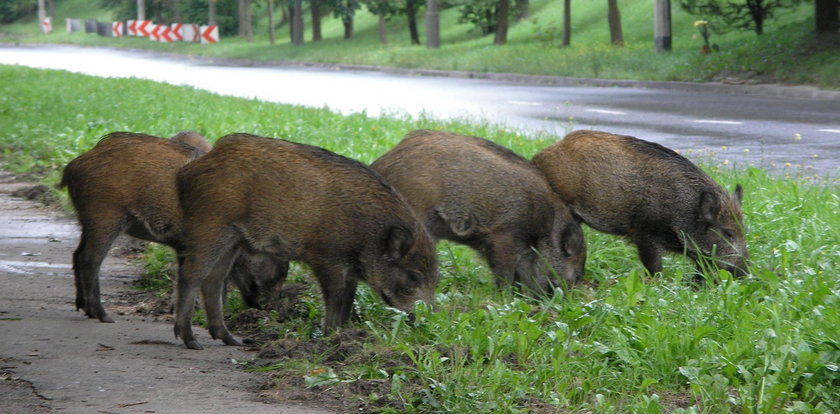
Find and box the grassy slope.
[1,0,838,88]
[1,65,838,412]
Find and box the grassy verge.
[2,0,838,89]
[1,65,838,413]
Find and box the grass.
[1,0,839,89]
[1,65,839,412]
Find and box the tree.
[679,0,804,35]
[562,0,571,46]
[327,0,360,39]
[452,0,499,35]
[426,0,440,48]
[291,0,304,45]
[494,0,509,45]
[607,0,623,46]
[208,0,217,25]
[311,0,323,40]
[137,0,145,20]
[815,0,839,33]
[403,0,424,45]
[654,0,672,52]
[362,0,397,44]
[266,0,275,44]
[238,0,253,40]
[514,0,529,20]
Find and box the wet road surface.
[0,44,838,176]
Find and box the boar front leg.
[314,264,358,334]
[635,240,664,276]
[486,233,519,288]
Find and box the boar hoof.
[185,340,204,350]
[99,314,115,323]
[222,336,242,347]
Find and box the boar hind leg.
[635,240,664,276]
[202,246,243,346]
[174,253,204,350]
[316,264,358,335]
[73,222,122,323]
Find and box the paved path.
[0,171,333,414]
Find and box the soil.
[0,169,334,414]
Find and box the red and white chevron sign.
[149,24,161,41]
[181,23,200,42]
[127,19,136,36]
[158,25,173,42]
[136,20,151,37]
[171,23,183,41]
[200,25,219,44]
[112,21,123,37]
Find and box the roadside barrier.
[67,18,216,43]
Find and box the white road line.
[818,129,840,134]
[507,100,542,106]
[585,108,626,115]
[693,120,743,125]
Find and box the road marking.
[507,100,541,106]
[693,120,743,125]
[818,129,840,134]
[585,108,626,115]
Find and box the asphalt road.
[0,43,838,176]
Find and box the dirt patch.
[255,327,421,412]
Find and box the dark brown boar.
[173,133,439,350]
[58,131,283,323]
[370,130,587,294]
[532,129,748,277]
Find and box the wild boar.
[59,131,282,323]
[173,133,439,350]
[370,130,587,294]
[532,129,748,277]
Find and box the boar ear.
[561,224,584,256]
[733,184,743,204]
[699,191,720,223]
[386,226,414,261]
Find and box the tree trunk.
[494,0,509,45]
[653,0,671,52]
[426,0,440,48]
[607,0,623,46]
[311,0,322,41]
[816,0,840,33]
[343,15,354,39]
[267,0,275,44]
[562,0,571,46]
[238,0,253,41]
[137,0,145,21]
[407,1,420,45]
[378,13,388,44]
[292,0,304,45]
[208,0,217,25]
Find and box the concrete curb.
[4,42,840,101]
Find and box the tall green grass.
[1,65,838,412]
[2,0,837,88]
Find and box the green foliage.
[679,0,806,35]
[0,0,36,24]
[2,65,839,412]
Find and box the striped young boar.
[532,130,748,277]
[370,130,587,294]
[173,133,439,350]
[59,131,284,323]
